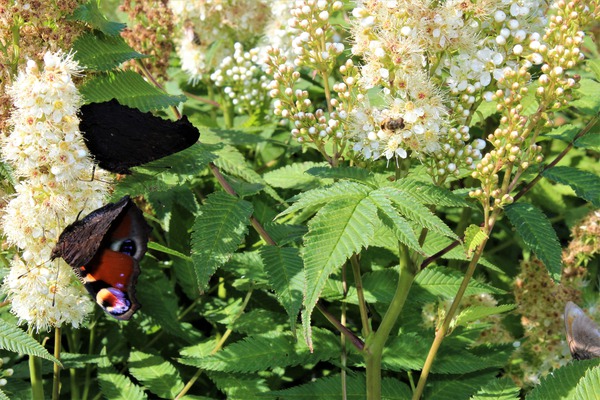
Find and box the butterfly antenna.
[51,258,60,307]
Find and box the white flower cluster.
[210,43,270,116]
[1,51,110,331]
[169,0,272,83]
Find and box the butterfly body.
[51,196,151,320]
[79,99,200,174]
[564,301,600,360]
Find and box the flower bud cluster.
[1,51,110,331]
[469,0,594,208]
[169,0,272,82]
[210,43,270,116]
[288,0,346,70]
[265,2,350,158]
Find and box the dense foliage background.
[0,0,599,399]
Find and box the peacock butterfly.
[51,196,151,320]
[564,301,600,360]
[79,99,200,174]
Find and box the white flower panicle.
[1,50,110,331]
[210,43,270,116]
[169,0,272,83]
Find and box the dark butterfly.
[79,99,200,174]
[51,196,151,320]
[564,301,600,360]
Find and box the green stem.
[81,318,98,400]
[66,329,80,400]
[350,255,371,336]
[29,346,45,400]
[412,234,490,400]
[364,246,415,400]
[52,327,62,400]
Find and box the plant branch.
[52,327,62,400]
[316,302,364,350]
[350,254,371,336]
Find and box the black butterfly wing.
[51,196,131,270]
[79,100,200,174]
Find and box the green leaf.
[97,348,147,400]
[263,162,331,190]
[413,266,505,302]
[393,179,474,208]
[191,192,253,289]
[0,388,9,400]
[277,181,371,218]
[464,224,488,257]
[128,351,184,399]
[573,78,600,114]
[148,242,192,261]
[306,166,376,185]
[470,377,520,400]
[69,2,126,35]
[526,359,600,400]
[575,128,600,151]
[80,70,187,111]
[369,189,424,254]
[302,194,377,346]
[73,32,146,71]
[181,329,339,372]
[572,365,600,400]
[0,319,60,365]
[267,373,411,399]
[426,371,499,400]
[377,187,458,239]
[259,246,304,332]
[504,202,562,281]
[455,304,516,327]
[214,145,284,203]
[542,166,600,207]
[208,371,270,398]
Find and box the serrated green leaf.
[277,181,371,218]
[377,187,458,239]
[208,371,270,399]
[542,166,600,207]
[136,274,192,340]
[302,194,377,346]
[393,179,474,208]
[369,189,424,254]
[214,145,284,203]
[426,371,499,400]
[413,266,505,301]
[572,365,600,400]
[181,329,339,372]
[263,222,307,246]
[306,166,376,185]
[504,202,562,281]
[526,358,600,400]
[191,192,253,289]
[259,246,304,332]
[267,373,411,400]
[573,79,600,114]
[128,351,184,399]
[455,304,516,327]
[97,348,147,400]
[263,162,330,190]
[80,70,186,111]
[138,142,217,177]
[73,32,146,71]
[0,319,60,365]
[470,377,520,400]
[69,2,125,35]
[575,128,600,151]
[464,224,488,257]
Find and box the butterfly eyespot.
[110,238,136,257]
